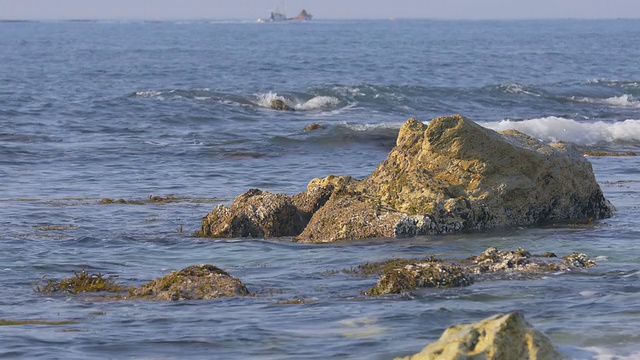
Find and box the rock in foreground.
[201,115,614,242]
[397,312,563,360]
[129,264,249,301]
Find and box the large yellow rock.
[202,115,613,242]
[398,312,563,360]
[296,115,612,242]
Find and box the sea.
[1,19,639,359]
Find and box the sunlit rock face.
[397,312,564,360]
[202,115,614,243]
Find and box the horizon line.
[1,16,639,22]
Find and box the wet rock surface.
[358,247,595,295]
[201,115,613,242]
[129,264,250,301]
[367,262,473,295]
[398,312,563,360]
[200,186,333,238]
[35,265,250,302]
[466,247,596,274]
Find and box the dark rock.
[363,247,595,295]
[271,99,294,111]
[304,123,324,131]
[366,262,472,295]
[200,185,334,238]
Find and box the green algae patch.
[128,264,250,301]
[0,319,78,326]
[345,256,440,276]
[100,194,221,205]
[33,224,78,231]
[35,269,127,294]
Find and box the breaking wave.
[482,117,640,144]
[570,94,640,108]
[254,92,340,111]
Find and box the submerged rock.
[304,123,325,132]
[367,262,472,295]
[129,264,249,301]
[271,99,294,111]
[201,115,614,242]
[467,247,595,274]
[362,247,594,295]
[398,312,563,360]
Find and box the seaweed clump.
[0,319,77,326]
[345,257,436,276]
[35,269,126,294]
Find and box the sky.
[1,0,640,20]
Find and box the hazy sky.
[2,0,640,20]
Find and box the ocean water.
[1,19,639,359]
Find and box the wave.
[133,88,213,101]
[496,83,542,97]
[131,88,343,112]
[569,94,640,108]
[587,78,640,90]
[482,117,640,144]
[254,92,340,111]
[129,82,640,123]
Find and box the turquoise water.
[1,19,639,359]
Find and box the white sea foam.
[255,91,289,108]
[571,94,640,107]
[295,96,340,110]
[584,347,640,360]
[482,117,640,144]
[502,83,540,97]
[342,122,404,132]
[135,90,164,98]
[255,92,339,111]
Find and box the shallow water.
[1,19,640,359]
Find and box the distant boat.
[257,9,313,23]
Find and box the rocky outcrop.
[362,247,594,295]
[397,312,563,360]
[129,264,249,301]
[201,115,614,242]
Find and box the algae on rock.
[35,269,126,294]
[362,247,595,295]
[129,264,250,301]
